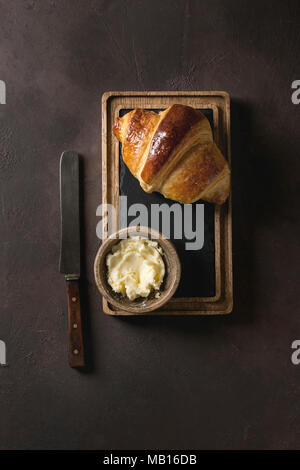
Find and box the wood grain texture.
[101,91,232,315]
[66,279,85,367]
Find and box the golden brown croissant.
[113,104,230,204]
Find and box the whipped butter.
[106,236,165,300]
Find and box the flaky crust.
[113,109,159,176]
[113,104,230,205]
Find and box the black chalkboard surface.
[119,109,216,298]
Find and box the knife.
[59,151,85,368]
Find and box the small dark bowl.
[94,226,181,313]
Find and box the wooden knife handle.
[66,279,85,368]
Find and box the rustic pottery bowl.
[94,226,181,314]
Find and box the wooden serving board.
[101,91,232,315]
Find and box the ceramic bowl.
[94,226,181,314]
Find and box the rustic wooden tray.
[101,91,232,315]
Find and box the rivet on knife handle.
[66,279,85,368]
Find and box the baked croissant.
[113,104,230,205]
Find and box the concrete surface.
[0,0,300,450]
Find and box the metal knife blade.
[59,151,80,278]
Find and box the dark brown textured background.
[0,0,299,450]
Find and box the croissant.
[113,104,230,205]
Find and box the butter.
[106,236,165,300]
